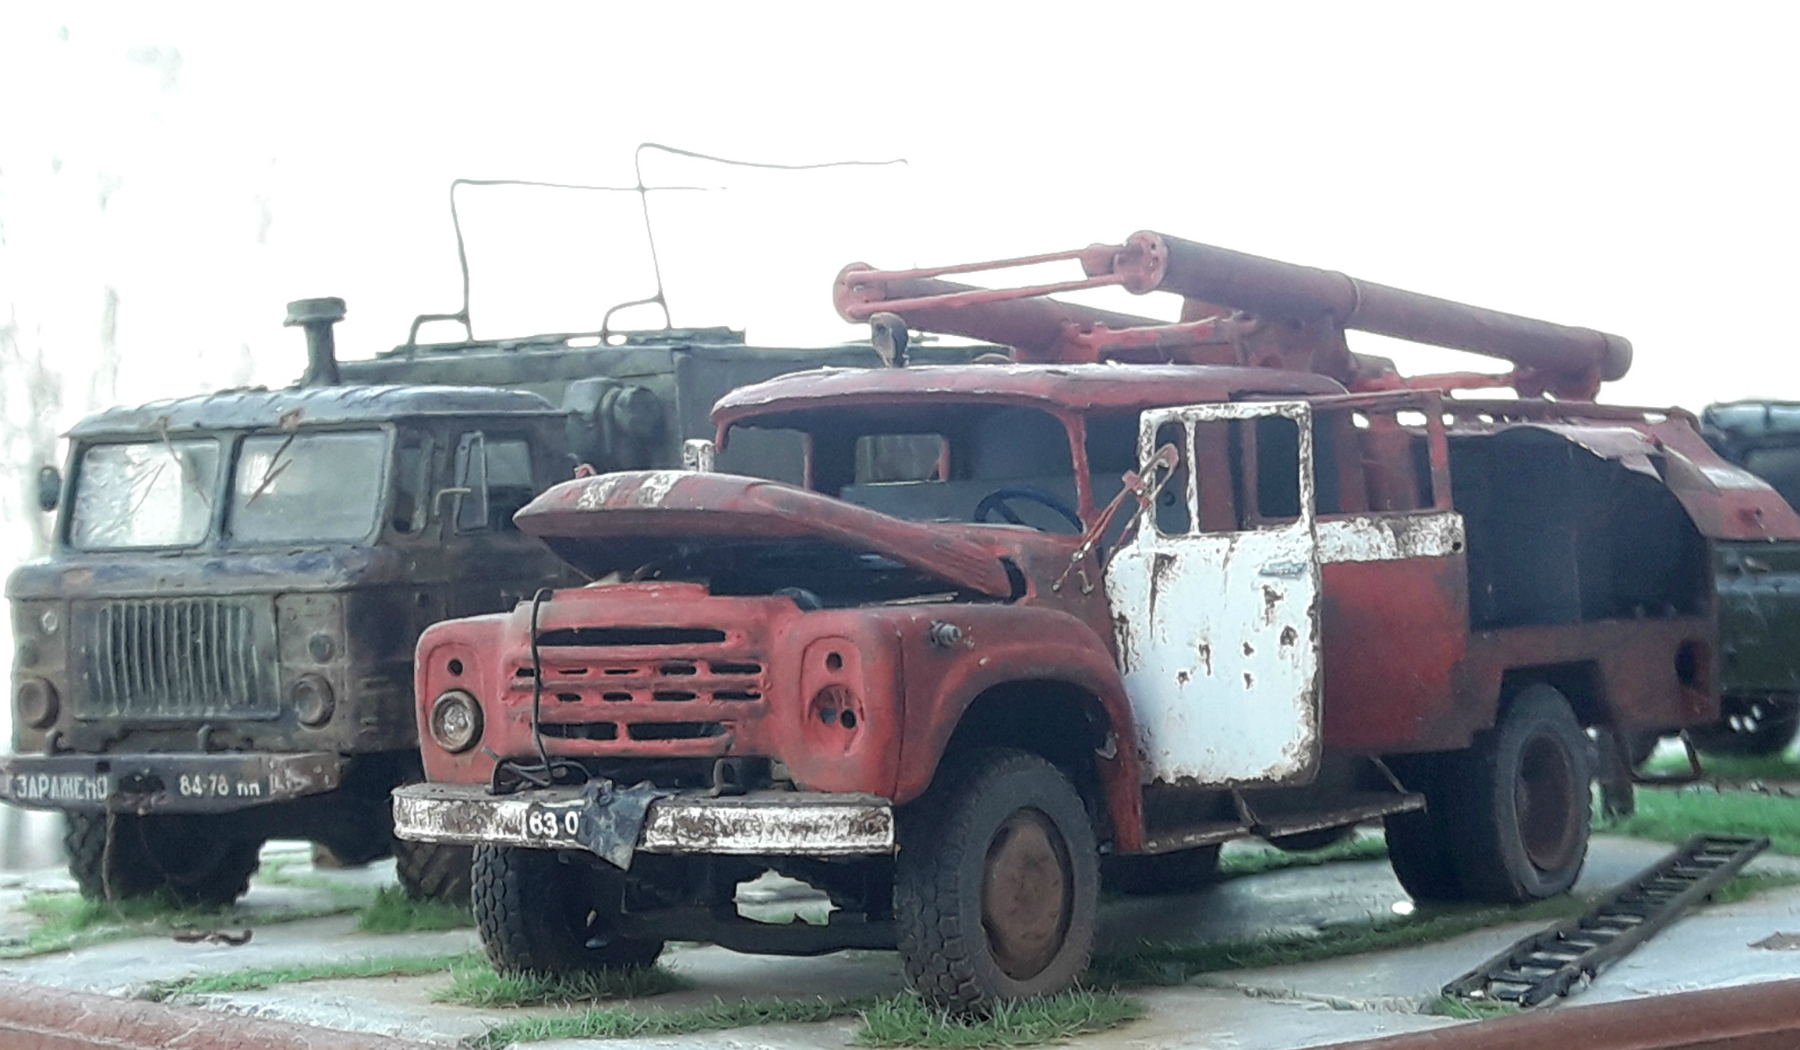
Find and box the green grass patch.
[1644,750,1800,782]
[435,959,691,1007]
[1707,870,1800,905]
[1603,787,1800,855]
[354,886,474,934]
[1091,895,1588,986]
[855,990,1143,1048]
[0,890,360,959]
[1216,835,1389,879]
[468,994,874,1049]
[139,950,475,1002]
[1425,995,1521,1020]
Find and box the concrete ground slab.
[4,833,1800,1048]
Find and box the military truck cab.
[4,384,571,904]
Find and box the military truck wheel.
[64,813,264,906]
[1382,755,1465,903]
[1446,686,1592,903]
[1689,694,1800,757]
[1101,846,1220,896]
[473,845,662,975]
[895,749,1099,1010]
[394,839,473,905]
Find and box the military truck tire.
[473,844,662,975]
[1446,686,1592,903]
[393,839,473,905]
[1689,694,1800,757]
[894,749,1099,1010]
[64,813,263,906]
[1101,845,1220,896]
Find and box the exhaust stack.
[286,297,346,387]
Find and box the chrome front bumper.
[392,781,895,868]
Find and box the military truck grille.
[73,598,279,720]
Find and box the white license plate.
[522,802,584,844]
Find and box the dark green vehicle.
[1700,400,1800,755]
[3,296,980,905]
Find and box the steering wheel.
[973,486,1084,532]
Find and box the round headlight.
[16,677,59,729]
[430,690,483,753]
[291,673,336,727]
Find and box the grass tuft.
[1603,787,1800,856]
[354,886,474,934]
[854,990,1143,1048]
[435,960,691,1007]
[1643,750,1800,782]
[467,994,873,1049]
[139,950,475,1002]
[1425,994,1521,1020]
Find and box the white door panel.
[1105,402,1322,787]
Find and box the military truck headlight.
[430,690,483,753]
[16,677,59,729]
[291,673,336,727]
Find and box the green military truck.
[1700,400,1800,755]
[3,295,981,905]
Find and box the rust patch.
[1243,672,1254,689]
[1263,585,1281,624]
[1196,641,1212,675]
[1242,642,1255,657]
[1280,625,1298,647]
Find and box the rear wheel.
[1446,686,1593,902]
[894,749,1099,1010]
[473,845,662,975]
[64,812,264,906]
[1383,756,1465,903]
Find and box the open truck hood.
[516,470,1017,599]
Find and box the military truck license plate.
[176,772,270,801]
[522,802,583,843]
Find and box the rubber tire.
[1445,686,1593,903]
[894,749,1099,1011]
[1690,694,1800,757]
[1102,846,1221,896]
[473,844,663,976]
[394,839,473,906]
[64,812,263,907]
[1383,755,1466,903]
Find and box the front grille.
[520,642,765,756]
[73,597,279,720]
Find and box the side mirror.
[451,432,489,531]
[36,466,61,513]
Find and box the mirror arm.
[432,486,472,523]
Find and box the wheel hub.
[1516,732,1581,872]
[980,808,1072,980]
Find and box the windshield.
[228,430,388,544]
[69,439,221,549]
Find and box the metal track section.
[1443,834,1769,1007]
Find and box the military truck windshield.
[228,430,388,544]
[69,439,221,549]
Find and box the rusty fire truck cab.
[394,232,1800,1008]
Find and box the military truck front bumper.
[0,752,345,814]
[392,781,895,869]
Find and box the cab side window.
[452,431,537,534]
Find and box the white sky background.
[0,3,1797,731]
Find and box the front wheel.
[64,812,263,906]
[894,749,1099,1011]
[1446,685,1593,902]
[473,845,662,976]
